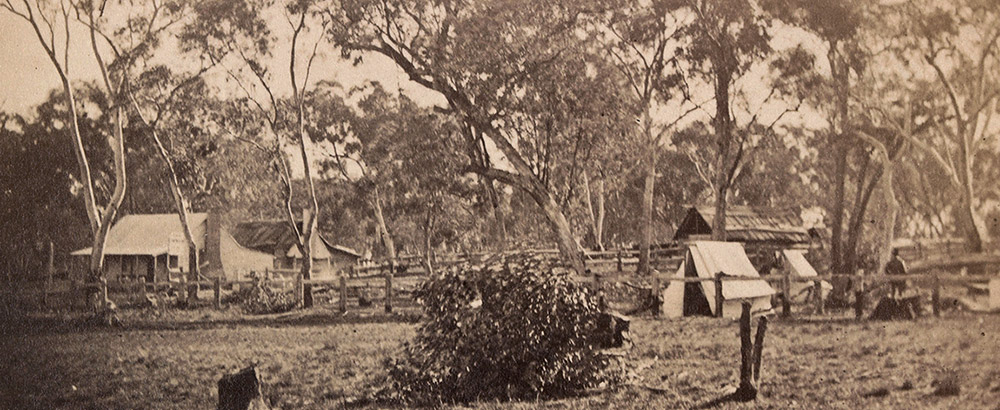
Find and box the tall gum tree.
[669,0,774,241]
[669,0,810,243]
[2,0,180,306]
[600,0,697,273]
[892,0,999,253]
[325,0,632,273]
[185,0,329,306]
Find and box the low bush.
[229,272,299,315]
[381,253,628,405]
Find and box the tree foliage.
[382,254,628,405]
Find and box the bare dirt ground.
[1,310,998,409]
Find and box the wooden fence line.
[12,246,998,318]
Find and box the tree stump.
[870,296,921,321]
[218,366,268,410]
[595,310,631,348]
[733,301,768,402]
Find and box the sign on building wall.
[167,232,188,272]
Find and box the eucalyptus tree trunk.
[876,163,898,278]
[637,111,656,274]
[582,172,605,251]
[371,186,397,268]
[711,67,735,242]
[296,102,319,308]
[957,138,986,253]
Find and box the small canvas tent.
[781,249,831,303]
[662,241,775,318]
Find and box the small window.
[168,255,179,270]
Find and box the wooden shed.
[230,220,360,280]
[673,205,811,247]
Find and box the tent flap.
[662,241,775,318]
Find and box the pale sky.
[0,9,444,117]
[1,5,827,182]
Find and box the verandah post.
[214,277,222,309]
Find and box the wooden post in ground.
[814,279,824,315]
[213,277,222,309]
[734,301,768,401]
[616,250,623,272]
[752,315,769,383]
[735,301,755,400]
[932,274,941,317]
[715,273,725,318]
[781,268,791,317]
[385,270,394,313]
[339,275,348,313]
[854,274,865,319]
[295,273,304,307]
[652,275,662,317]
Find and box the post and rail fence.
[5,246,998,318]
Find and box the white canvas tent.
[662,241,775,318]
[781,249,832,303]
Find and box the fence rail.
[7,246,998,318]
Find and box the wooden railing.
[10,245,998,318]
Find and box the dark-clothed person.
[885,249,908,298]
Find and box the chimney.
[204,211,224,278]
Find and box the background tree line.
[2,0,998,286]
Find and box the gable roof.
[230,220,358,259]
[71,213,207,256]
[673,205,810,244]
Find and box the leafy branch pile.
[382,254,628,405]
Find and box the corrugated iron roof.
[230,220,358,259]
[70,213,207,256]
[676,205,810,243]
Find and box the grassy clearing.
[2,311,998,409]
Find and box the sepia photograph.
[1,0,998,408]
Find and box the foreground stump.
[733,301,768,402]
[218,366,268,410]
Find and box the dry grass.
[2,310,999,409]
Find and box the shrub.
[231,272,299,315]
[382,253,628,405]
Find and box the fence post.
[932,274,941,317]
[814,279,824,315]
[100,277,109,311]
[781,269,791,317]
[854,274,865,319]
[214,277,222,309]
[295,273,304,307]
[652,275,662,317]
[593,271,601,291]
[715,273,725,318]
[339,275,348,313]
[616,250,623,272]
[385,270,394,314]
